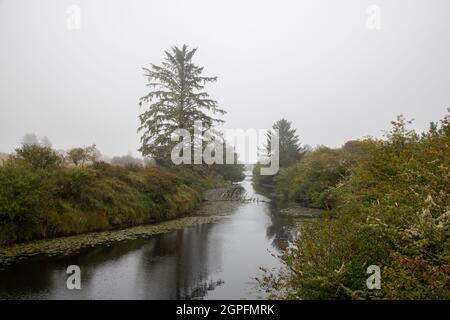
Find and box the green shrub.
[14,144,62,169]
[275,141,369,208]
[261,113,450,299]
[58,167,96,202]
[175,166,225,191]
[0,160,57,243]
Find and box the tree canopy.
[263,118,303,168]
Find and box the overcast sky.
[1,0,449,158]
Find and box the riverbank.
[0,148,237,245]
[0,188,243,267]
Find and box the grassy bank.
[0,146,228,245]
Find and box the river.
[0,172,309,300]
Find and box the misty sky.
[1,0,449,158]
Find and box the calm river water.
[0,172,303,299]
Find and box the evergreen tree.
[265,118,302,168]
[138,45,225,165]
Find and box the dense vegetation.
[0,144,227,245]
[275,140,369,208]
[260,113,450,299]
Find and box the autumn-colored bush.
[261,113,450,299]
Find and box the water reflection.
[266,204,296,250]
[0,223,224,299]
[0,173,298,300]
